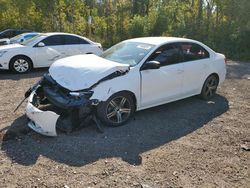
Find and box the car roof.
[40,32,94,43]
[43,32,81,36]
[17,32,38,36]
[0,29,32,35]
[126,37,201,46]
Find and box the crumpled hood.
[49,54,130,91]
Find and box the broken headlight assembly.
[69,91,94,98]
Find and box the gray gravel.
[0,61,249,187]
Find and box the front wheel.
[97,92,135,127]
[200,75,219,100]
[10,56,32,73]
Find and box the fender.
[90,68,141,108]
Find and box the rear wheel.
[97,92,135,127]
[200,75,219,100]
[10,56,32,73]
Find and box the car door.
[33,35,67,67]
[61,35,85,56]
[179,42,211,96]
[140,43,184,109]
[77,37,99,54]
[62,35,95,56]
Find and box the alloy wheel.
[106,96,132,124]
[204,76,218,98]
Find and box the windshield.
[101,41,155,66]
[20,34,42,46]
[0,30,8,35]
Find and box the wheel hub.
[14,59,29,72]
[106,96,131,124]
[205,77,218,97]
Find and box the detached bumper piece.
[25,74,97,137]
[26,91,59,136]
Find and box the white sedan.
[8,32,40,44]
[0,32,39,46]
[25,37,226,136]
[0,32,103,73]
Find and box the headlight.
[0,50,7,57]
[69,91,94,98]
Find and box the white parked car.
[9,32,40,44]
[0,32,39,46]
[0,32,103,73]
[25,37,226,136]
[0,38,10,45]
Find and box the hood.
[0,43,23,50]
[49,54,130,91]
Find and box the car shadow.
[1,95,229,166]
[0,68,47,80]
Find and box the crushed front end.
[25,73,97,136]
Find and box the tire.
[97,92,136,127]
[10,56,32,73]
[200,74,219,100]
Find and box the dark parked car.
[0,29,32,39]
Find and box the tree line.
[0,0,249,60]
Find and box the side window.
[79,38,90,44]
[40,35,63,46]
[180,43,209,62]
[16,30,22,35]
[148,44,181,66]
[62,35,90,45]
[63,35,80,45]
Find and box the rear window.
[180,42,209,62]
[62,35,90,45]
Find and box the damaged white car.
[25,37,226,136]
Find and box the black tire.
[200,74,219,100]
[97,92,136,127]
[10,56,32,73]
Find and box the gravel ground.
[0,61,249,188]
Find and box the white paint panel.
[25,92,59,136]
[49,54,130,91]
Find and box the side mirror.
[20,39,24,42]
[37,42,45,47]
[141,61,160,71]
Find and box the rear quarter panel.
[211,53,226,85]
[195,52,226,95]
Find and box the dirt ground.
[0,60,249,188]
